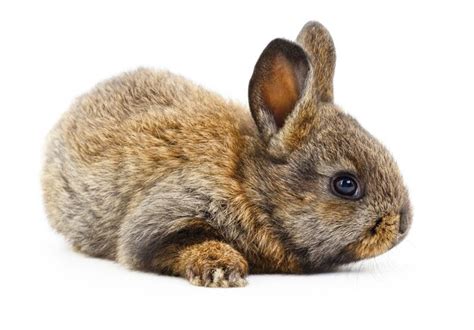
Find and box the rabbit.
[42,21,412,288]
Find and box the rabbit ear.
[249,38,310,141]
[296,21,336,103]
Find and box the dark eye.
[331,173,363,200]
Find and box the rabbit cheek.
[348,214,400,260]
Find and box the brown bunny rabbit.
[42,21,412,287]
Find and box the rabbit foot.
[180,241,248,288]
[187,267,247,288]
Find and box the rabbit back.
[42,68,254,259]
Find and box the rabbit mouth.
[348,214,403,260]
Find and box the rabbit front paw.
[181,241,248,288]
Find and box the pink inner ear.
[260,54,301,128]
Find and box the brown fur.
[42,21,411,287]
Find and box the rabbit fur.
[42,21,412,287]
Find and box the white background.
[1,1,473,329]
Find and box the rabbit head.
[247,22,412,271]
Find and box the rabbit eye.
[331,173,363,200]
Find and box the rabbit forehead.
[313,109,394,170]
[292,105,408,211]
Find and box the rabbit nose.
[398,208,410,235]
